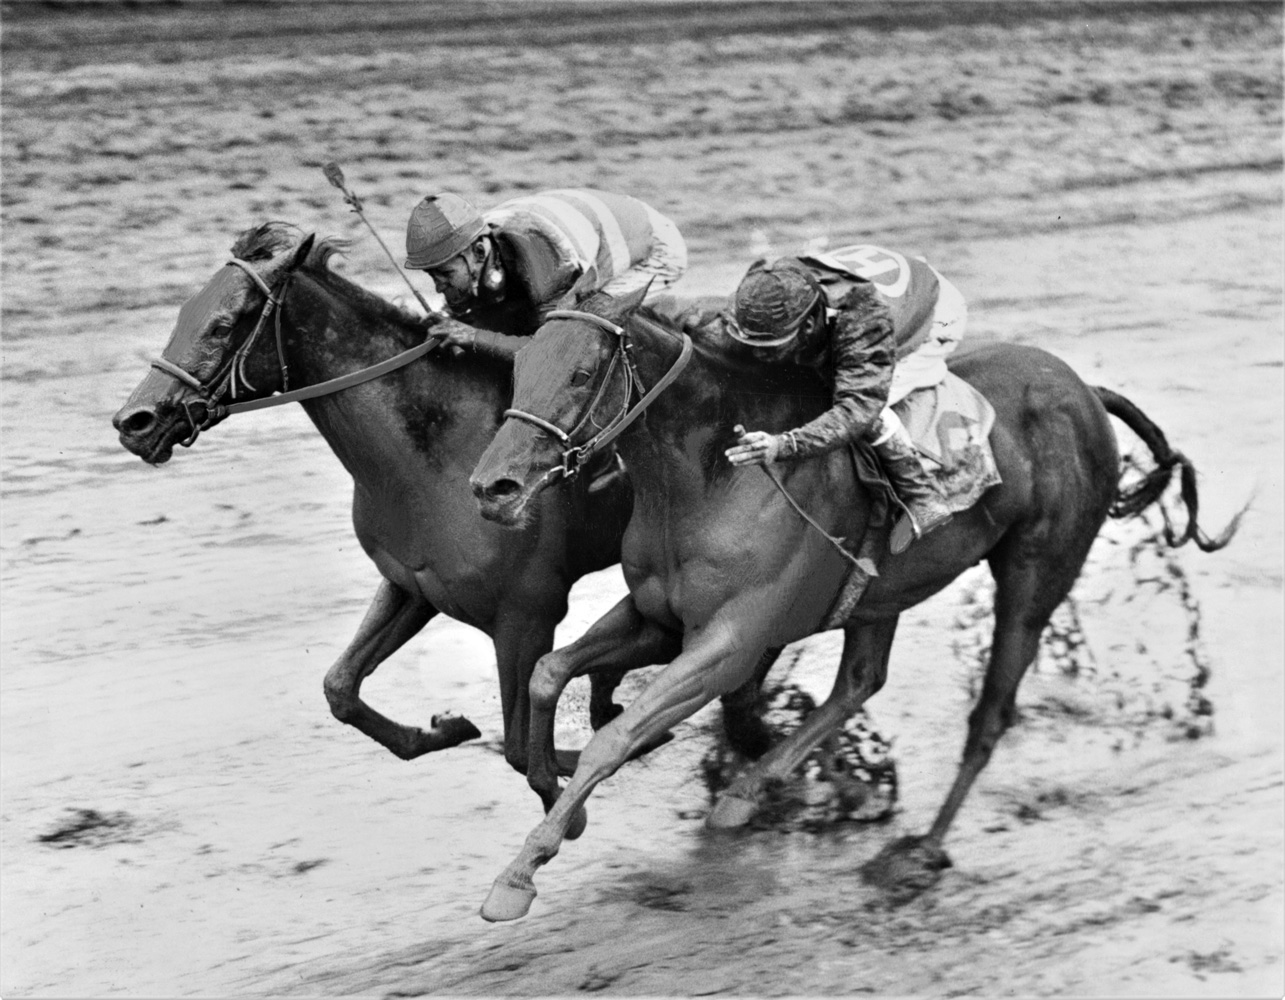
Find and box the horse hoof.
[480,879,537,923]
[431,713,482,746]
[861,835,952,901]
[565,805,589,842]
[706,791,757,829]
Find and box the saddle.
[822,374,1002,627]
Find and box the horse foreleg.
[323,578,481,760]
[491,612,559,776]
[709,618,897,828]
[588,644,780,755]
[527,596,681,827]
[719,645,784,759]
[481,624,764,922]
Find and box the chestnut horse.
[469,287,1238,920]
[113,223,692,778]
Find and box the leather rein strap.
[506,310,862,570]
[150,258,441,424]
[217,335,441,417]
[503,309,693,481]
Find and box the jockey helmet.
[404,193,487,270]
[728,259,825,349]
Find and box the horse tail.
[1094,386,1243,552]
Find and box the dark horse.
[468,287,1238,920]
[112,222,653,776]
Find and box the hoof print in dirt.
[701,683,898,833]
[860,835,953,903]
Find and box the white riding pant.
[599,205,689,301]
[886,270,968,406]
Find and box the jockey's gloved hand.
[427,318,477,357]
[725,424,784,466]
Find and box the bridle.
[502,309,693,484]
[150,257,442,446]
[504,308,867,570]
[149,258,292,445]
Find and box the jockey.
[722,244,967,553]
[404,188,688,360]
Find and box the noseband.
[502,309,693,484]
[150,257,293,444]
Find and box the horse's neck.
[621,323,732,503]
[282,274,500,488]
[622,318,830,506]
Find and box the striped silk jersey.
[484,188,675,294]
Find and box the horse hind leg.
[863,535,1084,896]
[323,578,481,760]
[709,618,896,829]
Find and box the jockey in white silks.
[404,188,688,361]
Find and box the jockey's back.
[799,244,942,358]
[486,189,669,299]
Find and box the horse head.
[112,223,318,464]
[470,285,655,527]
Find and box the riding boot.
[872,411,952,554]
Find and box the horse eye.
[570,369,592,386]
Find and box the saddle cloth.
[892,370,1002,512]
[820,373,1001,629]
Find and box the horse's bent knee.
[323,672,357,722]
[529,653,570,709]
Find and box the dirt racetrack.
[2,2,1283,996]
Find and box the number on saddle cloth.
[892,374,1003,514]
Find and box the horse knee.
[323,669,357,722]
[529,652,569,711]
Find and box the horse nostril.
[115,408,157,437]
[476,477,522,502]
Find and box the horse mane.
[229,220,306,262]
[229,221,426,331]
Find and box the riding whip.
[322,161,437,317]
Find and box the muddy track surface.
[2,2,1282,997]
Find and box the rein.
[503,308,863,568]
[150,258,441,438]
[761,464,864,569]
[503,309,693,483]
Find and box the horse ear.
[288,233,317,272]
[610,280,651,318]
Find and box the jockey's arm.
[776,289,896,460]
[434,318,530,363]
[471,329,531,362]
